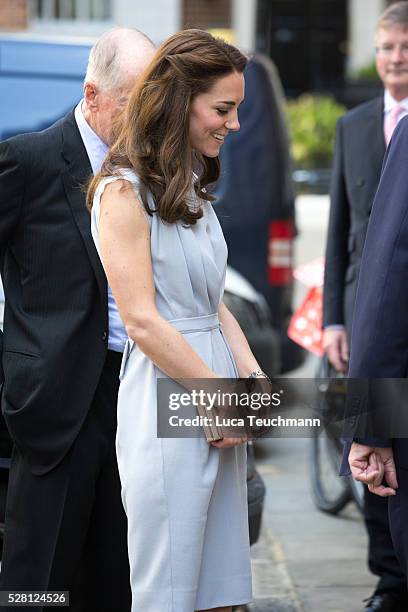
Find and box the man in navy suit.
[348,41,408,604]
[325,3,408,609]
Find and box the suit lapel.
[60,111,108,313]
[365,97,385,212]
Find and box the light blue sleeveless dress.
[91,169,252,612]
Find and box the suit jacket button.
[102,331,107,341]
[356,177,365,187]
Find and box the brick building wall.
[0,0,28,30]
[183,0,231,29]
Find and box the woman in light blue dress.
[87,30,267,612]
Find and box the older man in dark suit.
[324,3,408,610]
[0,28,155,611]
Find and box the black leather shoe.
[363,592,408,612]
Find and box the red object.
[288,286,324,356]
[267,220,294,285]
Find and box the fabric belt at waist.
[119,313,220,380]
[168,313,220,334]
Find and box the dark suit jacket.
[0,110,109,475]
[323,97,385,335]
[348,115,408,468]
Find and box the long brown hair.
[87,29,247,224]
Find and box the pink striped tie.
[384,105,404,146]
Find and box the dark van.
[216,54,303,373]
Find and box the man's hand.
[348,442,398,497]
[323,328,349,373]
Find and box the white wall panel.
[348,0,385,73]
[113,0,181,44]
[232,0,255,52]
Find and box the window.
[30,0,111,20]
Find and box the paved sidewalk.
[246,524,302,612]
[244,435,375,612]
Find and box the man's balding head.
[85,28,155,92]
[83,28,156,144]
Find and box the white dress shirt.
[384,89,408,126]
[75,100,128,353]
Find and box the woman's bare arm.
[99,179,217,380]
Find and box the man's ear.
[84,81,99,112]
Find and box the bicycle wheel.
[310,429,352,514]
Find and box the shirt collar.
[74,100,108,174]
[384,90,408,113]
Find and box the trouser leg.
[389,466,408,588]
[74,443,130,611]
[0,351,131,612]
[0,443,93,611]
[364,486,407,594]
